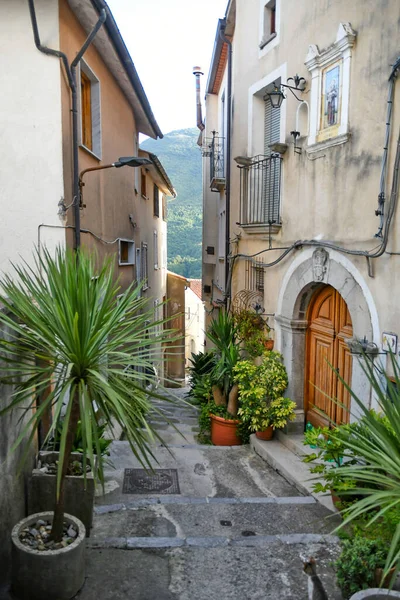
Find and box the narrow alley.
[78,388,342,600]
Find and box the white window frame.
[153,230,159,270]
[118,239,135,266]
[259,0,280,58]
[305,23,356,151]
[79,60,102,159]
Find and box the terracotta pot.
[255,427,274,441]
[330,490,343,508]
[210,414,242,446]
[264,339,274,351]
[375,567,396,588]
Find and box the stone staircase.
[81,390,343,599]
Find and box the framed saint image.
[320,61,342,132]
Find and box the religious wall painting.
[318,60,342,141]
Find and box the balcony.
[202,134,225,192]
[238,154,282,232]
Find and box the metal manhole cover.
[122,468,180,495]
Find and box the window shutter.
[153,185,160,217]
[264,96,281,224]
[141,242,148,290]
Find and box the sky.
[107,0,228,137]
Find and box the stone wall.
[0,321,35,586]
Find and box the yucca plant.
[331,352,400,578]
[0,248,178,542]
[206,311,240,415]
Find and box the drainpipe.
[193,66,205,131]
[375,55,400,238]
[219,20,232,299]
[28,0,106,249]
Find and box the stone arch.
[274,248,380,422]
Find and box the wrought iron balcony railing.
[201,134,225,191]
[239,154,282,227]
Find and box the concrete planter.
[349,591,400,599]
[11,511,85,600]
[28,451,94,537]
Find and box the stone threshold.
[88,533,339,550]
[250,433,336,513]
[94,495,316,514]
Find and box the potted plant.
[303,424,359,506]
[0,248,177,600]
[27,420,112,536]
[234,353,295,439]
[205,311,242,445]
[234,308,272,357]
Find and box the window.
[141,170,147,199]
[81,72,92,150]
[153,184,160,217]
[118,239,135,266]
[141,242,148,290]
[260,0,276,49]
[153,230,159,269]
[79,61,101,157]
[263,94,281,224]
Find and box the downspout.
[375,55,400,237]
[219,20,232,300]
[28,0,106,249]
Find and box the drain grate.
[122,468,180,495]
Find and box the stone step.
[250,434,335,512]
[276,431,316,458]
[92,498,338,540]
[79,540,343,600]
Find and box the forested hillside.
[141,128,202,278]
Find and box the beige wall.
[166,272,187,383]
[185,287,205,367]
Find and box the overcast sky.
[107,0,228,137]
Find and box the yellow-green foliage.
[234,353,295,431]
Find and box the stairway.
[83,389,343,599]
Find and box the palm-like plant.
[206,311,240,415]
[0,248,177,542]
[331,352,400,577]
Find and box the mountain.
[141,128,202,279]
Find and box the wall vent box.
[206,246,215,255]
[203,285,211,294]
[119,239,135,265]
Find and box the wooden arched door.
[305,285,353,427]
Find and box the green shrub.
[335,537,387,598]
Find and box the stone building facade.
[200,0,400,429]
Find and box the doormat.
[122,468,180,495]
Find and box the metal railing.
[201,133,225,189]
[239,154,282,226]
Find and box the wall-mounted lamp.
[79,156,151,208]
[346,337,379,357]
[266,74,307,108]
[290,131,302,155]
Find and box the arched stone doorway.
[305,285,353,427]
[274,248,380,429]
